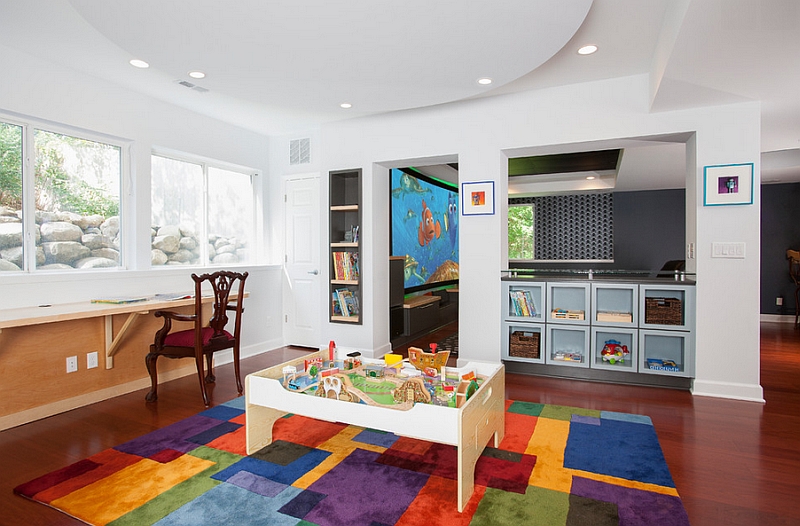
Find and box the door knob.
[308,270,319,275]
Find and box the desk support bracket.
[104,311,148,369]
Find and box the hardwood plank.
[2,324,799,525]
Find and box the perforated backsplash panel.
[510,194,613,261]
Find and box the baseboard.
[760,313,796,324]
[0,341,281,432]
[0,364,197,432]
[691,379,765,403]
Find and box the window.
[508,203,534,260]
[509,194,613,262]
[151,153,254,266]
[0,119,123,272]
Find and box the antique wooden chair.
[788,250,800,329]
[145,270,248,406]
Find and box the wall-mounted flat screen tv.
[390,168,459,294]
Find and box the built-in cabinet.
[329,169,362,324]
[502,277,695,383]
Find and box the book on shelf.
[333,288,359,317]
[509,290,536,317]
[332,251,360,281]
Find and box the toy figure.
[408,346,450,375]
[601,339,630,364]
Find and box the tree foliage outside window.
[1,120,122,272]
[0,122,23,209]
[34,130,120,218]
[508,204,534,260]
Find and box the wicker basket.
[645,297,682,325]
[510,331,540,359]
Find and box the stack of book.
[509,290,536,317]
[332,288,359,317]
[332,251,360,281]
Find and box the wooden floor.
[2,323,799,525]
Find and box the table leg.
[104,311,147,369]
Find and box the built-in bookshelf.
[329,169,362,324]
[501,276,696,384]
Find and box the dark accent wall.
[513,189,686,272]
[760,182,800,315]
[613,189,685,270]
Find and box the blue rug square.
[564,418,675,487]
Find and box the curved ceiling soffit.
[67,0,593,115]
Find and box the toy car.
[601,339,629,364]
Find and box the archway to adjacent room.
[381,155,460,359]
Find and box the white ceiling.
[1,0,798,189]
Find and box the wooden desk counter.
[0,294,244,369]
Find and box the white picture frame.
[461,181,495,216]
[703,163,754,206]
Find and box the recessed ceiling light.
[188,71,205,79]
[129,59,149,68]
[340,103,352,109]
[578,45,598,55]
[586,176,596,180]
[477,77,493,85]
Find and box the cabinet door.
[639,329,694,377]
[502,321,545,364]
[503,281,545,323]
[546,282,590,325]
[592,283,637,327]
[639,284,695,331]
[545,325,589,368]
[591,327,638,372]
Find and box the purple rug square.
[278,489,328,519]
[304,448,429,526]
[353,429,399,448]
[572,476,690,526]
[114,415,222,457]
[227,470,287,497]
[187,421,241,445]
[572,414,601,425]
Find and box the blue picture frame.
[703,163,754,206]
[462,181,495,216]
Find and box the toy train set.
[280,344,483,410]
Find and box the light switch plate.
[711,242,745,259]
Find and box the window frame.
[150,148,259,268]
[1,113,131,273]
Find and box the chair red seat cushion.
[163,327,233,348]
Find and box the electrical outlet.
[66,356,78,373]
[87,351,99,369]
[776,297,784,306]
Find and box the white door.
[284,175,321,347]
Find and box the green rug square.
[472,485,569,525]
[507,401,545,416]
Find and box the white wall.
[318,73,763,402]
[0,43,282,353]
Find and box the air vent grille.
[176,80,209,93]
[290,138,311,165]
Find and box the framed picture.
[703,163,754,206]
[462,181,495,216]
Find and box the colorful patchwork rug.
[15,399,690,525]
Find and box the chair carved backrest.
[788,250,800,285]
[192,270,247,342]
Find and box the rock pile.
[0,206,248,270]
